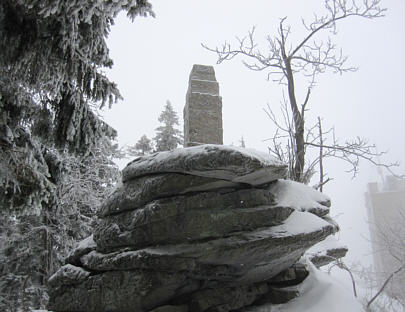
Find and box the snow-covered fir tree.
[0,140,122,311]
[154,101,183,152]
[0,0,153,211]
[0,1,153,310]
[127,134,154,156]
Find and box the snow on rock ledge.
[268,179,331,217]
[122,144,288,186]
[48,145,346,312]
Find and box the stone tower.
[183,64,223,146]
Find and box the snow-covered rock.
[268,179,331,217]
[306,235,348,267]
[48,145,346,312]
[94,188,285,251]
[122,144,287,185]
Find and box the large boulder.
[48,145,343,312]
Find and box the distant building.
[365,176,405,302]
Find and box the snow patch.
[143,144,284,167]
[254,261,365,312]
[269,179,330,211]
[138,145,279,167]
[271,210,332,236]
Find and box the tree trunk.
[285,59,305,182]
[318,117,324,191]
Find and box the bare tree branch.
[367,266,404,309]
[305,139,402,179]
[205,0,395,185]
[327,257,358,298]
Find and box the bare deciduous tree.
[204,0,398,186]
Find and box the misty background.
[101,0,405,270]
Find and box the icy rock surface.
[48,145,345,312]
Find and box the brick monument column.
[183,64,223,147]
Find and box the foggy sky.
[102,0,405,269]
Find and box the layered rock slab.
[95,179,331,254]
[50,213,336,311]
[100,173,242,217]
[84,211,336,283]
[48,269,199,312]
[122,144,287,185]
[48,144,341,312]
[95,188,285,251]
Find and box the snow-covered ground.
[251,261,365,312]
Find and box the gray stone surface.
[267,262,309,287]
[122,144,287,185]
[94,188,283,251]
[94,205,293,252]
[260,286,300,304]
[189,283,269,312]
[308,246,349,268]
[100,172,241,217]
[79,211,335,285]
[48,270,199,312]
[189,79,219,95]
[65,235,96,266]
[184,64,223,146]
[48,264,90,288]
[48,143,343,312]
[188,64,216,81]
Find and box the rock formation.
[48,144,346,312]
[183,65,223,146]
